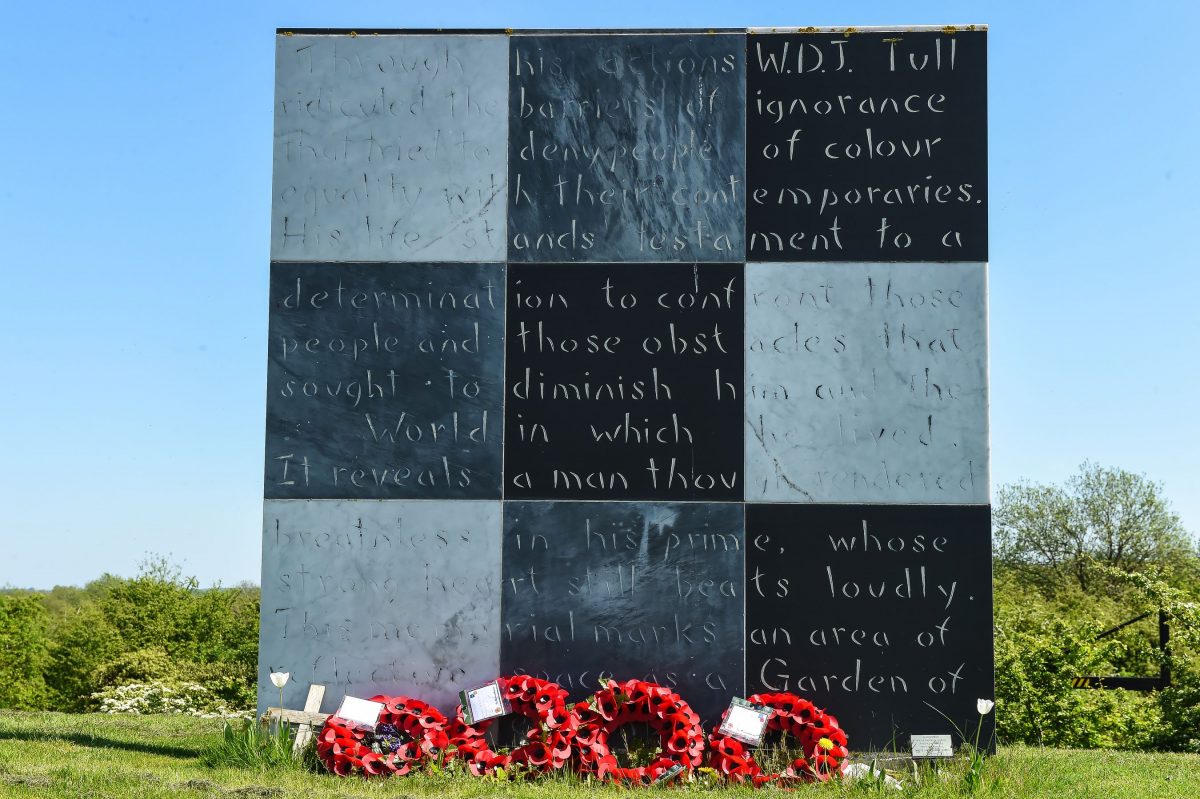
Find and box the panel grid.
[261,27,992,749]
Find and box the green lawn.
[0,712,1197,799]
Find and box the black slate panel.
[509,34,746,262]
[264,262,505,499]
[746,504,994,751]
[746,31,987,261]
[504,263,744,501]
[501,501,745,724]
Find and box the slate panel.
[501,501,745,724]
[746,30,987,261]
[265,262,504,499]
[508,34,746,261]
[505,262,743,501]
[744,262,988,504]
[271,34,508,261]
[745,503,994,751]
[258,499,502,717]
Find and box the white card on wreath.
[336,695,384,727]
[462,681,508,724]
[718,698,772,746]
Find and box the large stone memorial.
[261,25,992,749]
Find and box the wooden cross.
[263,684,328,756]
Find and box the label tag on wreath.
[652,763,685,784]
[718,697,772,746]
[334,695,385,729]
[460,680,510,725]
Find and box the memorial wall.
[261,25,991,749]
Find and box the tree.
[40,557,260,710]
[994,462,1196,593]
[0,593,50,709]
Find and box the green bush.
[84,646,255,711]
[188,659,258,710]
[991,465,1199,752]
[92,646,181,688]
[95,559,258,671]
[90,679,249,719]
[1100,566,1200,751]
[0,593,50,709]
[32,557,259,713]
[993,581,1162,749]
[44,602,122,710]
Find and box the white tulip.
[270,672,290,689]
[977,698,994,715]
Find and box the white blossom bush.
[90,680,250,719]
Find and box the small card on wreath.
[718,697,772,746]
[334,695,384,729]
[460,680,510,725]
[652,763,685,784]
[910,734,954,759]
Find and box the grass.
[1,712,1200,799]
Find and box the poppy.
[714,735,742,757]
[596,693,618,720]
[524,741,550,766]
[626,683,650,703]
[665,731,689,753]
[533,685,557,710]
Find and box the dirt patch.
[177,778,219,791]
[2,774,53,788]
[229,787,284,798]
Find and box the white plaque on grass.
[718,698,772,746]
[461,680,509,725]
[336,696,384,727]
[911,734,954,758]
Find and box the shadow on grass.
[0,728,202,759]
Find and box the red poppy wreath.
[447,675,579,776]
[316,695,450,777]
[706,692,849,784]
[573,678,706,784]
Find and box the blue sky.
[2,0,1197,589]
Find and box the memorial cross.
[262,684,327,756]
